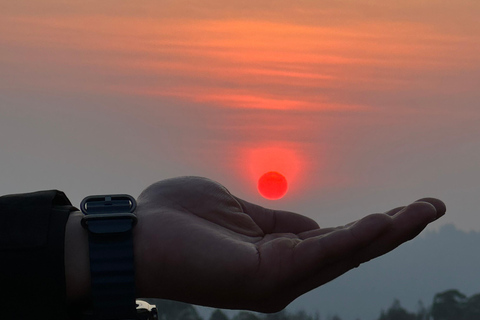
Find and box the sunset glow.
[1,1,479,232]
[5,5,476,113]
[236,145,307,199]
[2,2,480,319]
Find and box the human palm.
[134,176,445,312]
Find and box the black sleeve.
[0,190,77,319]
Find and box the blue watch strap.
[81,195,137,319]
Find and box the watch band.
[81,195,137,319]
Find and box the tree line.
[377,289,480,320]
[146,289,480,320]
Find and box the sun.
[257,171,288,200]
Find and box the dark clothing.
[0,190,76,319]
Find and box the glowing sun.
[258,171,288,200]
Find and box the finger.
[326,201,438,272]
[285,200,443,301]
[338,206,404,232]
[298,227,341,239]
[327,199,444,269]
[253,213,392,311]
[416,197,446,219]
[356,200,439,260]
[298,206,407,239]
[384,206,406,216]
[297,197,445,241]
[308,207,405,239]
[292,212,393,278]
[233,196,319,234]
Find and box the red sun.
[258,171,288,200]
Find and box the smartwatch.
[80,194,138,319]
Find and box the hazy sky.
[1,1,479,231]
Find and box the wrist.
[64,211,90,303]
[64,210,148,302]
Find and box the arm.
[64,176,446,312]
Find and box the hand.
[133,176,446,312]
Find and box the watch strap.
[81,195,137,320]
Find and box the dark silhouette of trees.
[264,310,289,320]
[232,311,262,320]
[431,289,467,320]
[264,309,319,320]
[462,293,480,320]
[377,299,417,320]
[210,309,229,320]
[414,300,428,320]
[146,289,480,320]
[376,290,480,320]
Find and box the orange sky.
[1,0,480,229]
[4,3,478,103]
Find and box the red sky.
[1,0,480,230]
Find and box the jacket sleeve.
[0,190,77,319]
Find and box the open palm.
[134,176,445,312]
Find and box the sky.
[1,0,480,236]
